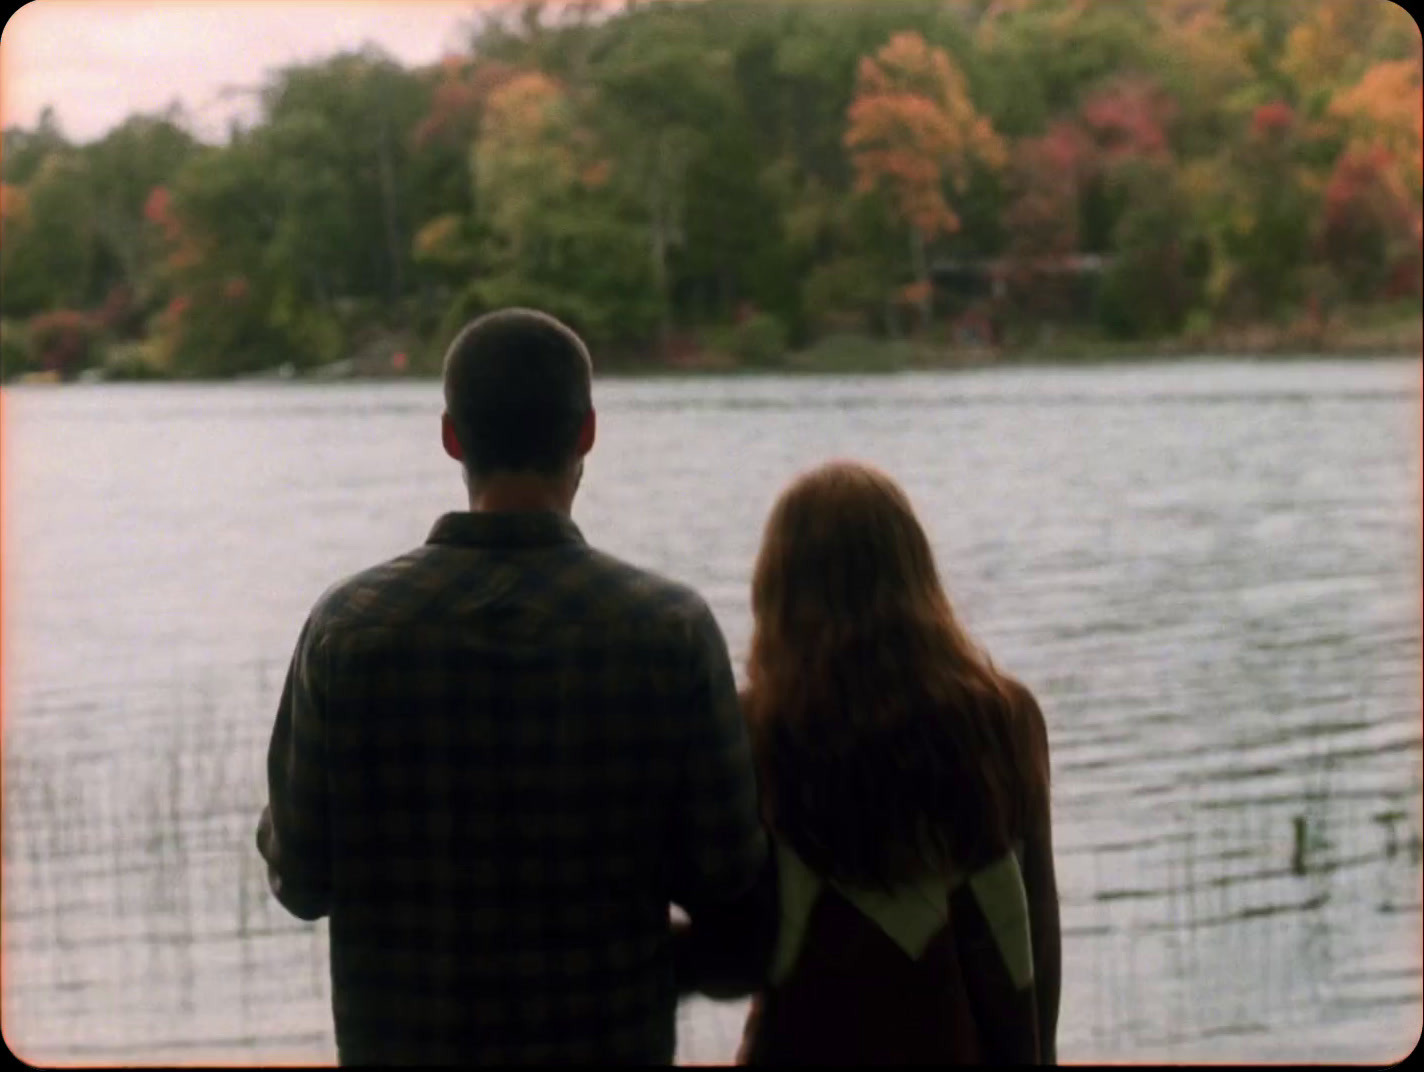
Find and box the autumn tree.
[845,31,1005,334]
[1328,57,1423,239]
[1000,121,1091,322]
[1281,0,1420,107]
[1319,144,1421,301]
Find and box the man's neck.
[467,477,573,517]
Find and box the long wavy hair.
[744,460,1049,889]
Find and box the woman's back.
[739,841,1040,1065]
[730,460,1061,1064]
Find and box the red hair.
[744,460,1049,888]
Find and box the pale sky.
[0,0,508,143]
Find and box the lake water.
[3,358,1421,1063]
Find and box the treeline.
[2,0,1420,381]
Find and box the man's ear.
[575,408,597,457]
[441,412,464,463]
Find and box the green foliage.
[790,332,917,372]
[1096,162,1207,338]
[1,320,35,380]
[102,340,168,381]
[707,311,790,367]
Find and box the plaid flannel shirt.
[256,511,768,1064]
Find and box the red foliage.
[1004,121,1089,259]
[1321,145,1422,296]
[1251,101,1296,138]
[144,185,184,244]
[28,310,101,379]
[1038,120,1092,174]
[223,276,250,302]
[1079,76,1175,162]
[1325,144,1399,212]
[413,59,522,149]
[143,186,170,224]
[96,284,135,331]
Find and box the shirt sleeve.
[669,601,769,915]
[256,613,333,922]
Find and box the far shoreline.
[6,332,1421,387]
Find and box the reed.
[0,658,1418,1064]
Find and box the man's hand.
[255,804,287,899]
[671,847,778,1000]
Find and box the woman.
[724,460,1059,1064]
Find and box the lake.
[2,357,1421,1063]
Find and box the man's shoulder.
[300,540,717,644]
[302,546,438,640]
[576,546,718,634]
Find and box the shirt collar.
[426,511,586,550]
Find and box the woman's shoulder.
[996,671,1040,712]
[996,673,1048,740]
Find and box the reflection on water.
[3,359,1421,1063]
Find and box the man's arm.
[256,615,333,922]
[667,602,777,998]
[671,849,778,999]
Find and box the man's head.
[440,308,596,507]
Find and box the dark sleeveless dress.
[737,841,1040,1065]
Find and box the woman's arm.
[1018,689,1061,1064]
[1022,799,1060,1062]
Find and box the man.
[256,308,773,1064]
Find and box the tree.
[586,4,736,348]
[1319,144,1421,301]
[259,48,432,306]
[845,31,1005,333]
[1,107,69,185]
[1097,160,1207,337]
[0,151,99,317]
[81,114,198,322]
[1001,121,1092,322]
[1281,0,1420,108]
[153,139,289,374]
[1329,58,1423,238]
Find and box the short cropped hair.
[442,308,593,480]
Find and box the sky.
[0,0,505,143]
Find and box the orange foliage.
[484,71,567,139]
[1330,58,1424,196]
[412,214,464,264]
[413,58,522,149]
[580,159,612,189]
[1281,0,1409,93]
[897,280,933,308]
[845,32,1005,239]
[0,182,27,224]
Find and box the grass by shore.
[604,312,1424,378]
